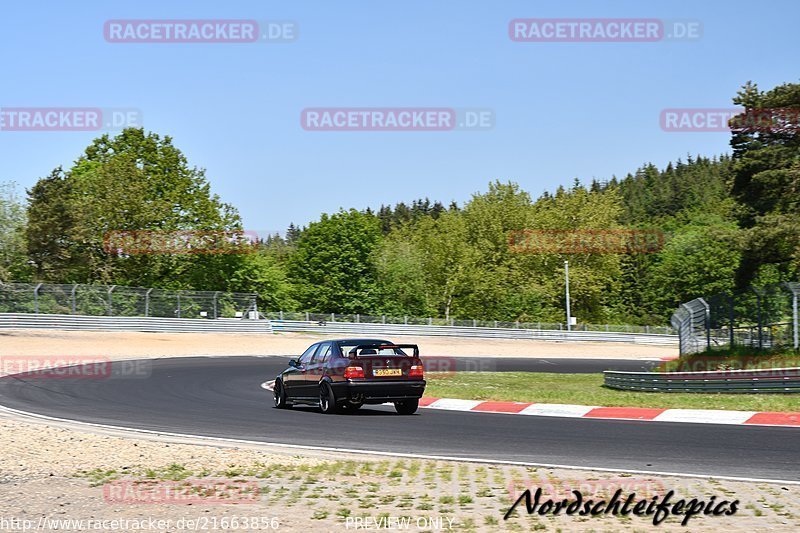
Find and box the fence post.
[728,293,735,348]
[177,291,181,319]
[382,315,386,324]
[213,291,219,319]
[794,292,799,350]
[696,297,711,350]
[145,288,152,317]
[33,283,42,314]
[404,315,407,325]
[331,312,335,322]
[752,288,763,349]
[428,317,432,325]
[356,314,360,323]
[71,284,77,315]
[107,285,116,316]
[305,311,309,321]
[279,310,283,320]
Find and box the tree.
[524,185,626,322]
[25,129,243,288]
[0,182,29,281]
[285,223,302,245]
[729,81,800,285]
[374,236,429,316]
[228,252,296,311]
[407,211,478,320]
[288,209,382,313]
[645,219,741,313]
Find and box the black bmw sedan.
[273,338,426,414]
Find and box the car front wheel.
[394,399,419,415]
[273,380,291,409]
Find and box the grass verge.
[424,372,800,412]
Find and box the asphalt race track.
[1,356,798,482]
[432,356,659,373]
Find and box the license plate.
[373,368,402,377]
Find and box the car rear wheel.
[394,399,419,415]
[319,382,338,414]
[273,380,291,409]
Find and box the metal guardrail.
[266,311,675,335]
[0,313,272,334]
[270,320,678,345]
[0,313,677,343]
[604,367,800,393]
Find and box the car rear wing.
[347,344,420,358]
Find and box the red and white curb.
[261,381,800,427]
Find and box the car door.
[282,343,317,398]
[304,342,331,393]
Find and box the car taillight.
[344,366,364,379]
[409,364,424,378]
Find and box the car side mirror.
[288,359,299,368]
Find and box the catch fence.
[0,282,258,319]
[671,282,800,354]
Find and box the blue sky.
[1,0,797,232]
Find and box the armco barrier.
[270,320,677,345]
[604,367,800,393]
[0,313,678,343]
[0,313,272,334]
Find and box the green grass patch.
[425,372,800,411]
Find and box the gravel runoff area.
[0,329,676,359]
[0,414,797,533]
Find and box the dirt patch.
[0,418,794,532]
[0,329,675,360]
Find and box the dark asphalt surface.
[0,356,797,481]
[431,356,659,373]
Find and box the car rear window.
[339,344,407,356]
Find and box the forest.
[1,81,798,325]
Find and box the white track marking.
[426,398,484,411]
[654,409,758,425]
[519,403,598,417]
